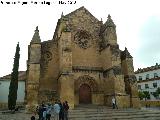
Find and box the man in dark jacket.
[63,101,69,120]
[59,101,64,120]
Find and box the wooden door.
[79,84,91,104]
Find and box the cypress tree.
[8,42,20,110]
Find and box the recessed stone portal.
[79,84,92,104]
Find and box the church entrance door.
[79,84,91,104]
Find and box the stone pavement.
[69,105,160,120]
[1,106,160,120]
[0,110,37,120]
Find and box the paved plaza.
[0,110,38,120]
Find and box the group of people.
[30,97,116,120]
[31,100,69,120]
[53,101,69,120]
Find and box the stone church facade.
[26,7,140,111]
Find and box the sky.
[0,0,160,77]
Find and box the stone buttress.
[58,15,74,108]
[26,26,41,112]
[121,47,141,108]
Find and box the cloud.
[136,16,160,67]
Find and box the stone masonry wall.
[39,40,59,103]
[67,7,102,68]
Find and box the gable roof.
[0,71,26,81]
[52,6,101,40]
[65,6,100,22]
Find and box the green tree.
[156,87,160,94]
[8,42,20,110]
[138,91,145,100]
[152,87,160,99]
[143,91,150,100]
[152,92,159,99]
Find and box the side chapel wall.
[39,41,60,103]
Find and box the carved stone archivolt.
[74,30,92,49]
[75,75,98,93]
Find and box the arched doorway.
[79,84,91,104]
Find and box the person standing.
[46,103,52,120]
[63,101,69,120]
[59,102,64,120]
[42,104,47,120]
[31,115,36,120]
[38,104,44,120]
[112,97,118,109]
[54,101,60,120]
[112,97,116,109]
